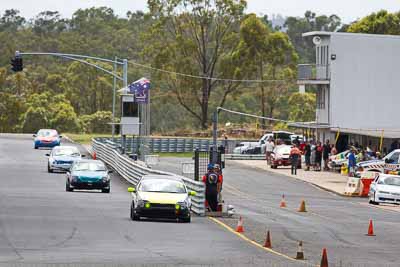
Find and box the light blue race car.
[33,129,62,149]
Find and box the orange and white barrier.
[344,177,361,196]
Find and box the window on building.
[316,87,325,109]
[321,46,325,65]
[122,102,138,117]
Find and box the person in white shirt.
[265,138,275,164]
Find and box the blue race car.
[33,129,62,149]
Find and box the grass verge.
[157,152,194,158]
[63,133,112,144]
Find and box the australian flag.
[128,77,151,103]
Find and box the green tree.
[80,111,113,133]
[145,0,246,129]
[347,10,400,35]
[0,9,26,32]
[288,92,316,122]
[237,14,298,128]
[284,11,341,62]
[21,106,49,133]
[0,93,26,132]
[50,102,80,133]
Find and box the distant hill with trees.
[0,1,397,134]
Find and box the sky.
[0,0,399,23]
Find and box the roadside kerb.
[92,138,206,215]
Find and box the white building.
[294,31,400,152]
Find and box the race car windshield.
[139,179,186,193]
[73,162,106,172]
[54,148,80,156]
[381,177,400,186]
[38,130,57,137]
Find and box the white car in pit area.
[357,149,400,175]
[369,174,400,205]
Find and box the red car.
[270,145,301,169]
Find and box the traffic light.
[11,56,23,72]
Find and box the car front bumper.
[272,159,290,166]
[35,140,60,148]
[372,192,400,204]
[135,204,190,219]
[70,180,110,190]
[51,163,73,170]
[272,158,301,166]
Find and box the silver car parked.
[46,146,84,173]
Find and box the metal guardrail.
[103,136,255,154]
[92,138,206,215]
[225,154,266,160]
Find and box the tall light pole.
[18,52,127,142]
[112,57,118,141]
[121,59,129,154]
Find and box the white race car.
[46,146,84,173]
[369,174,400,205]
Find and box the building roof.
[287,121,331,129]
[288,122,400,138]
[330,128,400,139]
[302,31,400,40]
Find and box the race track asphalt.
[0,134,303,267]
[157,157,400,267]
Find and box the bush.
[50,102,80,133]
[21,107,49,133]
[79,111,113,134]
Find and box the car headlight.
[102,176,110,182]
[137,199,149,208]
[71,176,79,182]
[177,201,188,210]
[378,191,390,194]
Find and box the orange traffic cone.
[320,248,328,267]
[295,241,304,260]
[235,216,244,233]
[367,219,375,236]
[280,194,287,208]
[264,230,272,248]
[298,200,307,212]
[92,151,97,160]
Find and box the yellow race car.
[128,175,196,223]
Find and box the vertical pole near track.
[121,59,128,154]
[112,57,117,142]
[212,111,218,164]
[194,148,199,181]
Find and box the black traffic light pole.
[12,51,129,149]
[10,51,23,72]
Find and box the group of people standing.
[265,137,338,174]
[303,140,337,171]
